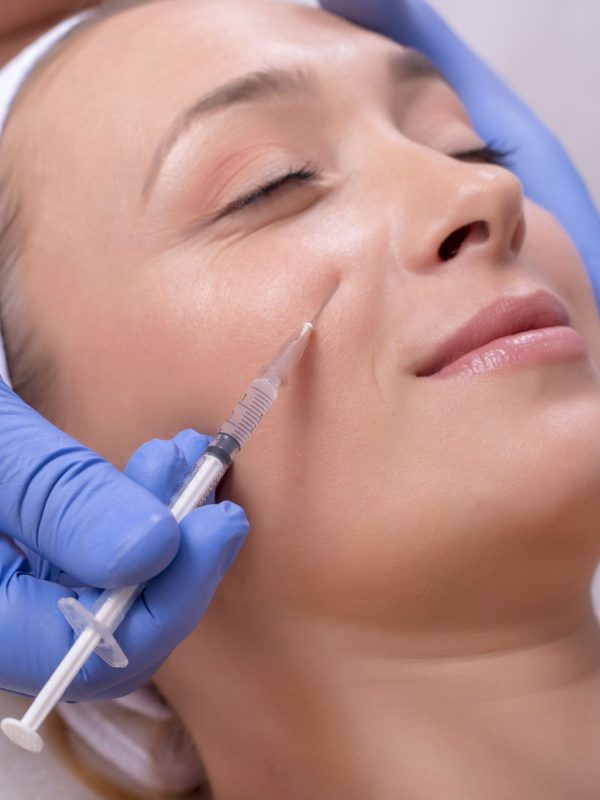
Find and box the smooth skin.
[3,1,600,797]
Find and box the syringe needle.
[308,283,339,327]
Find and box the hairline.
[3,0,159,131]
[0,1,158,413]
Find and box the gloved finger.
[81,656,168,702]
[0,501,246,699]
[171,429,217,505]
[15,429,215,585]
[0,536,82,696]
[47,429,216,588]
[170,429,217,505]
[171,428,212,468]
[0,532,165,699]
[0,576,165,701]
[0,382,181,588]
[123,429,211,505]
[0,531,84,594]
[63,501,248,701]
[320,0,600,298]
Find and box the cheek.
[521,200,600,364]
[217,202,600,628]
[50,232,343,464]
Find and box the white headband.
[0,11,91,388]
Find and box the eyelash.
[453,141,514,168]
[221,141,514,217]
[219,161,318,217]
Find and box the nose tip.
[384,141,527,272]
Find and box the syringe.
[1,286,337,753]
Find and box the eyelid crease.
[216,161,320,219]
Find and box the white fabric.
[0,334,8,387]
[0,691,107,800]
[0,689,209,800]
[56,685,207,796]
[0,11,91,388]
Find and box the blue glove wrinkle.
[8,539,61,584]
[0,534,27,588]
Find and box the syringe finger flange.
[58,597,128,668]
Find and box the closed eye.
[217,162,319,218]
[451,141,515,168]
[216,141,515,219]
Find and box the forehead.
[87,0,369,67]
[62,0,383,115]
[9,0,399,217]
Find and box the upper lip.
[415,290,572,377]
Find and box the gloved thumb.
[92,501,249,681]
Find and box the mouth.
[415,290,573,378]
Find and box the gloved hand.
[320,0,600,306]
[0,380,248,701]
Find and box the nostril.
[439,225,470,261]
[438,220,489,261]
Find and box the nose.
[385,142,526,272]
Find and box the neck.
[155,591,600,800]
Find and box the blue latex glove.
[0,380,248,701]
[320,0,600,307]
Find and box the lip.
[415,290,575,378]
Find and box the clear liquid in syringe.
[220,379,278,447]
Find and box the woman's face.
[8,0,600,633]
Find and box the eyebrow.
[141,49,444,202]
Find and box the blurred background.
[300,0,600,208]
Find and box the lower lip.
[429,326,587,380]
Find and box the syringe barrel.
[91,584,143,631]
[169,451,229,521]
[219,378,278,448]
